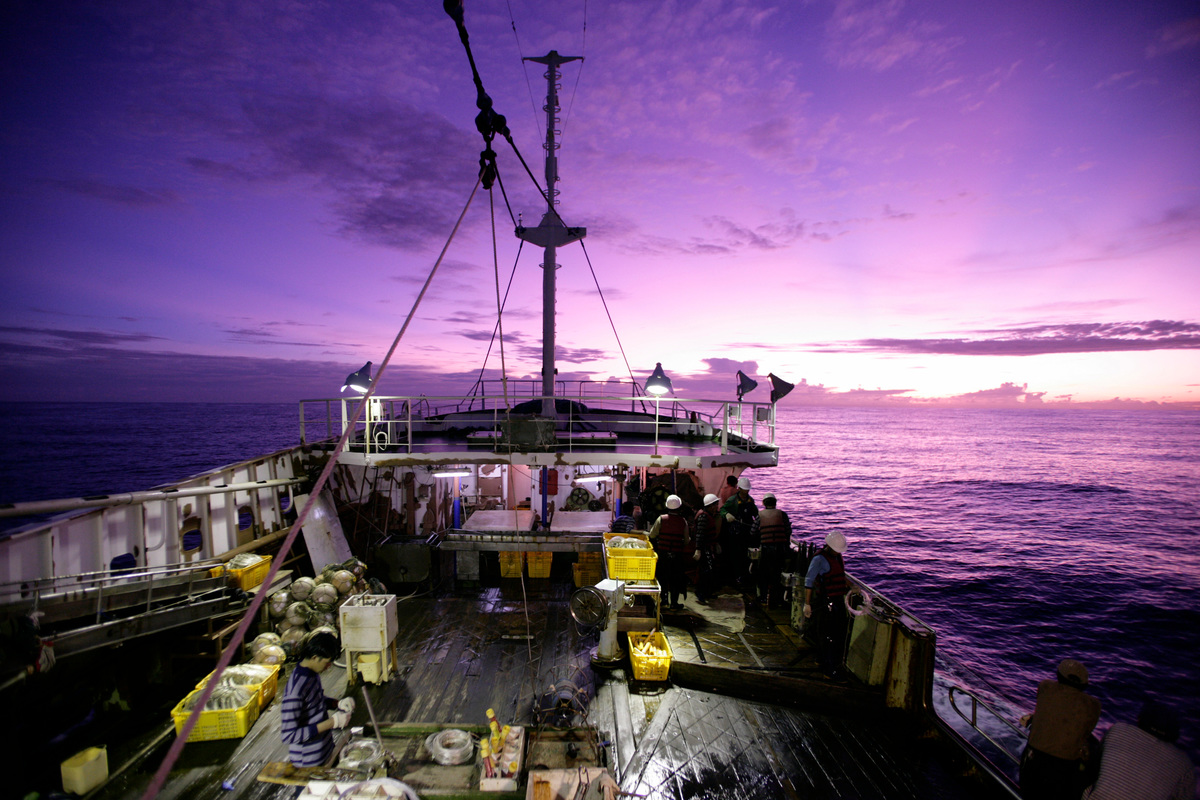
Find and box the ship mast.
[516,51,586,417]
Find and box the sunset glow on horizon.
[2,1,1198,407]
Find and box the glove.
[338,697,356,715]
[692,550,701,562]
[329,710,350,729]
[714,544,722,555]
[803,603,813,619]
[724,513,735,522]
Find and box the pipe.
[0,478,304,519]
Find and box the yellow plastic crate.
[628,631,672,681]
[525,552,552,578]
[210,555,273,590]
[196,663,280,710]
[171,687,260,742]
[573,563,603,588]
[603,533,657,581]
[499,551,523,578]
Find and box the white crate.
[338,594,399,651]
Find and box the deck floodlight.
[432,468,472,478]
[768,373,795,403]
[645,363,673,396]
[736,370,758,400]
[574,473,612,484]
[342,361,373,394]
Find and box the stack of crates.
[573,552,603,587]
[603,532,657,581]
[525,552,552,578]
[499,551,523,578]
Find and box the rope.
[140,175,483,800]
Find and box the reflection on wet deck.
[95,582,999,800]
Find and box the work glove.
[692,550,701,562]
[338,697,356,715]
[803,603,813,619]
[724,513,735,522]
[329,710,351,729]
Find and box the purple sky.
[2,1,1198,407]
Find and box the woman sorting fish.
[280,631,355,767]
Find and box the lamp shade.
[768,373,794,403]
[645,363,673,396]
[341,361,373,394]
[736,370,758,399]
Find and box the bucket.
[62,746,108,794]
[358,653,382,683]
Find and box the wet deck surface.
[93,581,997,800]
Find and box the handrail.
[947,684,1028,765]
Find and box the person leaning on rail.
[1082,699,1195,800]
[1018,658,1102,800]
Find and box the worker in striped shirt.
[1083,700,1194,800]
[280,632,354,767]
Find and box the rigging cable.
[578,238,641,392]
[140,175,484,800]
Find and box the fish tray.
[627,631,672,681]
[171,687,260,742]
[210,555,273,590]
[499,552,523,578]
[525,552,552,578]
[196,663,280,710]
[603,532,657,581]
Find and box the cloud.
[840,320,1200,356]
[43,178,181,207]
[823,0,963,72]
[1145,17,1200,58]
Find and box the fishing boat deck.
[91,582,1000,800]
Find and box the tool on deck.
[221,759,259,791]
[361,684,385,749]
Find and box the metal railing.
[947,684,1028,765]
[299,388,780,456]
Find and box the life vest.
[817,551,847,598]
[656,513,689,553]
[757,508,789,547]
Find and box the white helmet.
[703,493,719,507]
[825,531,847,553]
[665,494,682,510]
[737,477,751,490]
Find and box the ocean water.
[1,402,1197,769]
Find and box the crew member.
[750,493,792,608]
[720,476,758,588]
[649,494,690,610]
[691,493,721,604]
[1083,700,1194,800]
[280,631,354,767]
[803,531,849,676]
[1019,658,1102,800]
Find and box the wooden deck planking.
[91,582,1005,800]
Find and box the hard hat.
[825,531,847,553]
[737,477,751,490]
[665,494,682,510]
[762,492,775,502]
[1056,659,1089,688]
[703,493,719,507]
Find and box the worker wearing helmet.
[803,531,849,676]
[750,493,792,609]
[719,476,758,589]
[649,494,690,610]
[691,493,722,604]
[1019,659,1102,800]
